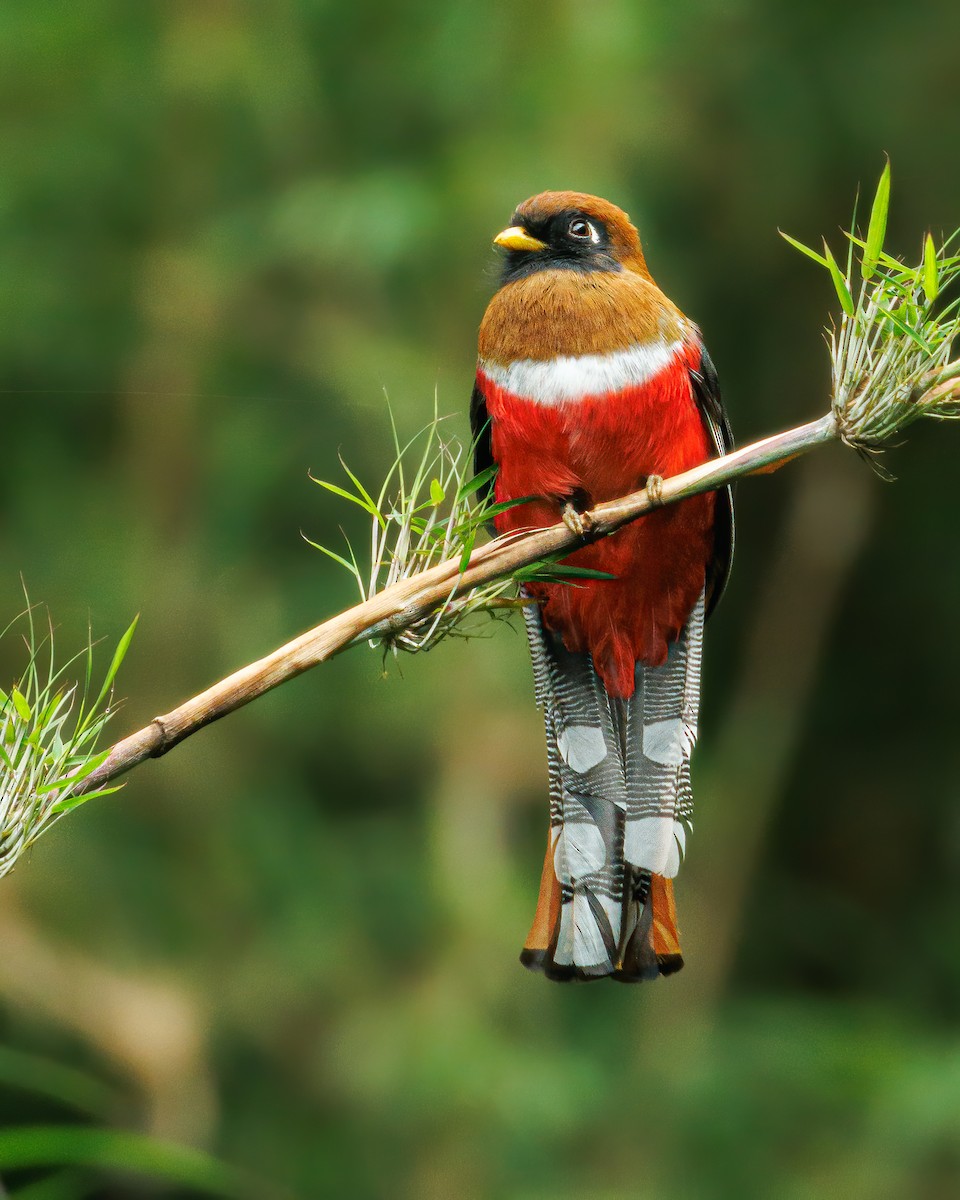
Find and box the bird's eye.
[567,217,596,241]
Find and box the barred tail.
[519,593,704,982]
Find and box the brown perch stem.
[79,413,838,793]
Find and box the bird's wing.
[470,377,495,493]
[690,342,735,617]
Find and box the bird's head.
[493,191,651,284]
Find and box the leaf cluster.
[307,404,609,654]
[781,161,960,461]
[0,602,137,880]
[307,405,523,653]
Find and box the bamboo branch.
[78,412,838,794]
[6,174,960,887]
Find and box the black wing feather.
[470,379,495,502]
[690,342,735,617]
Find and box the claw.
[561,502,592,536]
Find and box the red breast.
[474,191,717,697]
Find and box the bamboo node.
[645,475,665,506]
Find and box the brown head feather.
[480,190,687,362]
[514,191,651,278]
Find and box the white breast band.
[479,340,684,406]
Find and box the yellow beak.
[493,225,548,253]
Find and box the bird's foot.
[645,474,665,506]
[561,502,592,537]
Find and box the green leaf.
[843,231,903,272]
[9,1167,95,1200]
[0,1046,117,1120]
[0,1126,269,1200]
[874,304,935,353]
[543,564,617,580]
[11,688,32,721]
[338,457,386,529]
[51,783,125,813]
[105,616,138,684]
[310,476,377,514]
[39,749,111,798]
[481,494,537,520]
[458,527,476,573]
[89,615,138,714]
[302,537,360,576]
[515,559,617,584]
[823,240,855,316]
[873,267,921,304]
[923,233,939,303]
[779,230,829,268]
[456,464,497,503]
[428,478,445,506]
[862,158,891,281]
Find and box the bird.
[470,191,734,981]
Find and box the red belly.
[479,355,715,698]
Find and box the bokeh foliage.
[2,1,960,1196]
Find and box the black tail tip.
[520,948,685,983]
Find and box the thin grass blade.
[779,230,829,267]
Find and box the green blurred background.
[2,1,960,1197]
